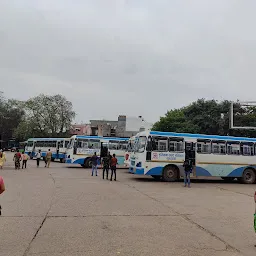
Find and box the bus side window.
[227,142,240,155]
[212,140,226,155]
[169,137,184,152]
[241,142,254,156]
[197,140,211,154]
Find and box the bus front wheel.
[239,168,256,184]
[162,165,178,182]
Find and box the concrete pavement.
[0,152,255,256]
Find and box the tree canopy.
[152,99,256,138]
[13,94,76,142]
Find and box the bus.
[25,138,70,162]
[101,137,129,166]
[124,136,136,167]
[65,135,129,168]
[129,130,256,184]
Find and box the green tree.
[0,93,25,147]
[14,94,76,140]
[153,98,256,137]
[152,108,200,133]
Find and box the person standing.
[91,152,98,176]
[0,150,6,170]
[21,151,29,169]
[35,150,41,168]
[183,159,192,188]
[0,176,5,215]
[102,152,111,180]
[110,153,118,181]
[45,149,52,168]
[13,149,21,170]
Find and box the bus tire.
[240,168,256,184]
[162,165,179,182]
[151,175,161,181]
[60,158,64,163]
[84,158,92,168]
[221,177,235,182]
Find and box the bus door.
[100,142,108,158]
[185,141,196,176]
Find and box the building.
[70,116,152,137]
[70,124,92,136]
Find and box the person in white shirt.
[35,150,41,168]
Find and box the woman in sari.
[0,150,6,169]
[13,149,21,170]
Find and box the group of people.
[35,149,52,168]
[90,152,118,181]
[13,149,29,170]
[0,148,53,170]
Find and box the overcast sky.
[1,1,256,124]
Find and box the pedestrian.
[45,149,52,168]
[91,152,98,176]
[0,175,5,215]
[110,153,118,181]
[35,150,41,168]
[183,158,192,188]
[13,149,21,170]
[21,151,29,169]
[102,151,111,180]
[0,150,6,170]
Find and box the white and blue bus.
[25,138,70,162]
[124,136,136,167]
[130,130,256,184]
[65,135,129,168]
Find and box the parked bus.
[101,137,129,166]
[124,136,136,167]
[65,135,129,168]
[129,130,256,184]
[25,138,70,162]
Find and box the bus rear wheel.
[84,159,92,168]
[162,165,178,182]
[240,168,256,184]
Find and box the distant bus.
[124,136,136,167]
[130,130,256,184]
[25,138,70,162]
[65,135,129,168]
[101,137,129,166]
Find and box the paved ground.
[0,152,256,256]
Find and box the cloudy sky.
[1,0,256,124]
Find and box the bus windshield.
[135,136,147,153]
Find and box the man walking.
[45,149,52,168]
[21,151,29,169]
[110,153,118,181]
[91,152,98,176]
[102,152,111,180]
[183,158,192,188]
[35,150,41,168]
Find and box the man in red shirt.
[110,154,118,181]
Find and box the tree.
[153,99,256,137]
[0,93,25,148]
[14,94,76,140]
[152,108,200,133]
